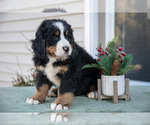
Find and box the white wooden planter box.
[101,75,125,96]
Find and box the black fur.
[32,19,101,95]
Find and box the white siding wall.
[0,0,84,86]
[0,0,84,13]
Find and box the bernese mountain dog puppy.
[26,19,101,110]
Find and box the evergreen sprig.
[97,55,113,75]
[82,63,100,70]
[118,54,135,75]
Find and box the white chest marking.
[44,57,61,87]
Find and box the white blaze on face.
[54,22,72,57]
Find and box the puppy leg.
[26,84,50,105]
[87,91,98,99]
[50,91,74,110]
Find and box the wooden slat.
[0,32,28,42]
[13,1,84,13]
[0,41,83,54]
[0,14,84,32]
[0,0,82,12]
[0,42,32,54]
[0,13,83,23]
[113,81,118,104]
[97,79,102,101]
[74,29,84,42]
[0,62,33,75]
[0,72,18,82]
[0,53,33,65]
[0,81,13,87]
[0,28,84,42]
[125,78,130,101]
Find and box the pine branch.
[119,65,136,75]
[82,63,100,70]
[119,53,134,75]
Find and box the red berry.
[116,49,119,52]
[105,47,108,50]
[118,55,122,58]
[99,53,101,57]
[97,58,100,61]
[121,59,124,63]
[98,47,101,52]
[121,52,126,56]
[105,51,108,55]
[118,47,122,51]
[101,52,104,55]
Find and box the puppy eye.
[55,31,59,36]
[65,30,68,36]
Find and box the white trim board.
[84,0,99,58]
[105,0,115,46]
[84,0,115,57]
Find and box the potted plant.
[82,36,135,96]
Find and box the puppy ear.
[32,20,47,58]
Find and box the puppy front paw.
[50,92,74,110]
[26,97,40,105]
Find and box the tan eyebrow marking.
[55,31,59,36]
[65,30,68,35]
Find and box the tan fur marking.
[47,46,56,56]
[58,66,69,74]
[43,39,45,43]
[55,31,59,36]
[65,30,68,36]
[32,84,50,102]
[53,92,74,107]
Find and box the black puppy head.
[32,19,74,58]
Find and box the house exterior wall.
[0,0,84,13]
[0,0,84,86]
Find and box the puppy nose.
[63,46,69,52]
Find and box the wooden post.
[97,79,102,101]
[125,78,130,101]
[113,81,118,104]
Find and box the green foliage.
[107,36,119,61]
[107,36,118,53]
[118,54,135,75]
[97,55,113,75]
[82,63,100,70]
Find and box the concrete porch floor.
[0,80,150,125]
